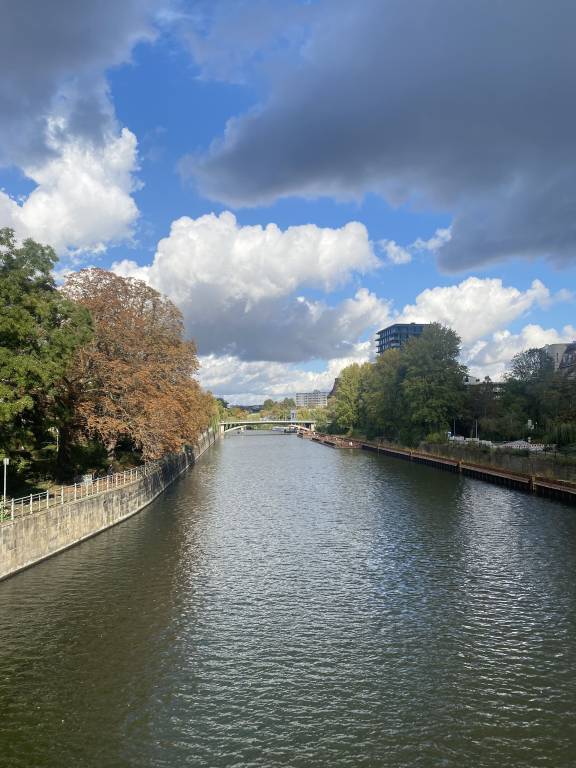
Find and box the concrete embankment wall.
[0,429,217,582]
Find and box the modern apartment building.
[295,390,329,408]
[543,343,569,370]
[376,322,428,355]
[559,342,576,378]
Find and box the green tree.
[363,349,405,439]
[332,363,371,434]
[502,347,556,437]
[0,229,92,460]
[401,324,466,443]
[510,348,553,381]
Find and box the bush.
[425,431,449,444]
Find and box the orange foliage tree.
[62,268,214,461]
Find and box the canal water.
[1,434,576,767]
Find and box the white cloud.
[199,342,372,403]
[412,227,451,252]
[113,212,387,361]
[115,211,378,304]
[465,323,576,380]
[0,123,139,256]
[379,239,412,265]
[109,213,572,397]
[397,277,556,343]
[379,227,451,266]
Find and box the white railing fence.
[5,459,165,522]
[2,428,217,524]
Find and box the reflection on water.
[1,434,575,767]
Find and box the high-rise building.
[559,342,576,378]
[295,390,329,408]
[543,343,569,370]
[376,322,428,355]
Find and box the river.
[1,433,575,767]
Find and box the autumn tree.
[62,268,211,462]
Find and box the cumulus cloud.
[465,324,576,380]
[185,0,576,269]
[0,125,140,255]
[111,219,570,396]
[0,0,160,167]
[397,277,563,344]
[113,212,387,361]
[199,342,371,403]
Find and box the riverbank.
[421,440,576,483]
[301,431,576,504]
[0,429,218,582]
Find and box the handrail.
[4,460,162,522]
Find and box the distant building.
[463,374,482,385]
[559,342,576,378]
[543,343,569,370]
[295,390,329,408]
[376,322,428,355]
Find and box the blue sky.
[1,1,575,402]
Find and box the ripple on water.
[1,434,576,767]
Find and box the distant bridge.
[219,419,315,434]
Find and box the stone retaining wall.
[0,429,217,582]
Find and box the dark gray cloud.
[179,0,312,84]
[178,290,384,362]
[187,0,576,269]
[0,0,161,166]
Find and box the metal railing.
[5,460,162,522]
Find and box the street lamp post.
[2,457,9,507]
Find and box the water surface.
[1,434,575,767]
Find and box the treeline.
[327,324,576,449]
[0,229,215,486]
[217,397,327,426]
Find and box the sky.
[1,0,575,403]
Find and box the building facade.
[559,342,576,378]
[376,322,428,355]
[295,390,329,408]
[543,343,569,370]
